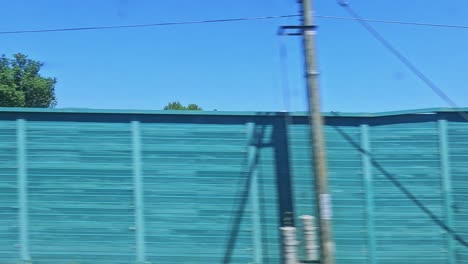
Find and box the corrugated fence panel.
[26,121,135,263]
[0,120,18,263]
[257,130,282,264]
[448,121,468,263]
[290,124,368,264]
[289,124,315,220]
[141,123,254,264]
[325,126,368,264]
[0,108,466,263]
[370,121,446,263]
[289,124,316,261]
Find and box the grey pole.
[298,0,335,263]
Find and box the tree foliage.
[163,101,202,110]
[0,53,57,107]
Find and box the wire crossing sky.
[0,0,467,112]
[2,14,468,35]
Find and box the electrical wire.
[278,36,292,113]
[2,13,468,35]
[336,0,468,248]
[315,14,468,30]
[276,3,468,251]
[277,33,296,138]
[337,1,468,122]
[0,15,300,35]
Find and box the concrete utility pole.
[299,0,335,263]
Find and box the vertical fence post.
[360,124,375,264]
[247,122,263,264]
[438,119,455,264]
[280,227,299,264]
[132,121,146,263]
[17,119,31,263]
[300,215,318,261]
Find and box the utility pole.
[299,0,335,263]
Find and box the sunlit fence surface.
[1,107,467,264]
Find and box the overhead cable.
[2,13,468,35]
[0,15,300,35]
[337,0,468,122]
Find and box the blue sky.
[1,0,467,112]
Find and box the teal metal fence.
[0,107,467,264]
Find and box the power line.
[2,13,468,35]
[335,0,468,248]
[278,36,292,112]
[337,1,468,122]
[0,15,300,35]
[315,14,468,30]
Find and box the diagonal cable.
[337,0,468,122]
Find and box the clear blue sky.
[1,0,467,112]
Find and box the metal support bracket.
[278,25,317,36]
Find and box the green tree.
[0,53,57,107]
[163,101,202,110]
[186,103,203,110]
